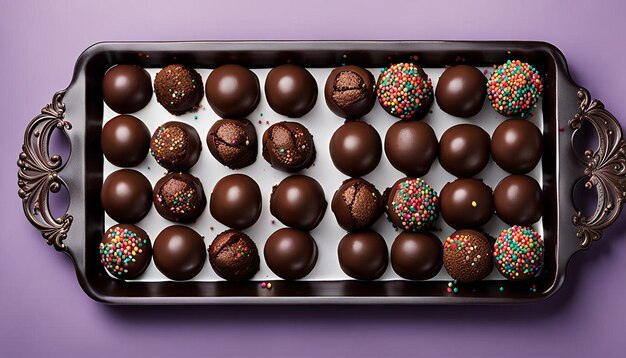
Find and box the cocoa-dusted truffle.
[100,224,152,280]
[270,175,327,231]
[207,118,257,169]
[385,177,439,231]
[150,121,201,171]
[153,172,206,223]
[435,65,487,118]
[264,228,318,280]
[338,230,388,280]
[491,118,542,174]
[376,63,433,120]
[391,232,442,280]
[101,114,150,167]
[154,64,203,115]
[262,121,316,172]
[494,226,544,281]
[443,229,493,283]
[153,225,206,281]
[439,124,490,178]
[331,178,383,231]
[208,230,260,281]
[102,64,152,114]
[101,169,152,223]
[440,178,494,229]
[384,121,438,177]
[265,64,317,118]
[329,120,382,177]
[494,175,543,226]
[324,66,376,119]
[205,64,260,118]
[210,174,262,230]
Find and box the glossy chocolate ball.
[210,174,262,230]
[207,118,257,169]
[443,229,493,283]
[324,65,376,119]
[338,231,388,280]
[150,121,202,172]
[264,228,318,280]
[262,121,316,172]
[101,169,152,223]
[385,177,440,231]
[494,175,543,226]
[265,64,318,118]
[439,124,490,177]
[270,175,327,231]
[102,64,152,114]
[154,64,204,115]
[491,118,542,174]
[101,115,150,167]
[153,225,206,280]
[331,178,383,231]
[100,224,152,280]
[435,65,487,118]
[153,172,206,223]
[440,178,493,229]
[391,232,442,280]
[208,230,260,281]
[384,121,438,177]
[205,64,260,118]
[329,120,382,177]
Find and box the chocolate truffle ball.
[443,229,493,283]
[494,226,544,281]
[385,177,439,231]
[262,121,316,172]
[153,225,206,280]
[331,178,383,231]
[491,118,542,174]
[100,224,152,280]
[101,169,152,223]
[101,115,150,167]
[153,172,206,223]
[207,118,257,169]
[270,175,327,231]
[338,231,388,280]
[210,174,262,230]
[391,232,443,280]
[150,121,202,171]
[205,64,260,118]
[102,64,152,114]
[208,230,260,281]
[264,228,318,280]
[324,66,376,119]
[329,120,382,177]
[435,65,487,118]
[154,64,204,115]
[440,178,493,229]
[265,64,318,118]
[488,60,543,117]
[439,124,490,177]
[494,175,543,226]
[384,121,438,177]
[376,63,434,120]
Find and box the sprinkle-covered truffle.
[150,121,202,171]
[487,60,543,117]
[385,177,439,231]
[376,63,434,120]
[443,229,493,283]
[99,224,152,280]
[494,226,544,280]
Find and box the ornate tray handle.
[17,91,73,251]
[569,88,626,248]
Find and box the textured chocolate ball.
[376,63,434,120]
[262,121,316,172]
[329,120,382,177]
[494,175,543,226]
[270,175,327,231]
[440,178,493,229]
[153,225,206,280]
[439,124,490,177]
[100,224,152,280]
[205,64,260,118]
[385,177,440,231]
[207,118,257,169]
[264,228,318,280]
[210,174,262,230]
[101,169,152,223]
[391,232,443,280]
[491,118,542,174]
[443,229,493,283]
[265,64,318,118]
[384,121,438,177]
[153,172,206,223]
[324,66,376,119]
[338,231,388,280]
[208,230,260,281]
[102,64,152,114]
[154,64,203,115]
[101,115,150,167]
[331,178,383,231]
[150,121,202,171]
[435,65,487,118]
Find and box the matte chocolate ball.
[102,64,152,114]
[331,178,383,231]
[270,175,327,231]
[210,174,262,230]
[262,121,316,172]
[324,65,376,119]
[101,169,152,223]
[264,228,318,280]
[435,65,487,118]
[494,175,543,226]
[391,232,442,280]
[265,64,318,118]
[329,120,382,177]
[384,121,438,177]
[439,124,490,177]
[207,118,257,169]
[338,231,388,280]
[150,121,202,172]
[443,229,493,283]
[205,64,260,118]
[491,118,542,174]
[208,230,260,281]
[100,224,152,280]
[101,115,150,167]
[153,225,206,280]
[153,172,206,223]
[440,178,493,229]
[154,64,204,115]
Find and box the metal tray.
[17,41,626,304]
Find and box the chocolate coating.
[207,118,257,169]
[440,178,493,229]
[208,230,260,281]
[439,124,490,177]
[491,118,543,174]
[385,177,440,231]
[329,120,382,177]
[150,121,202,171]
[102,65,152,114]
[264,228,318,280]
[443,229,493,283]
[101,169,152,223]
[205,64,260,118]
[154,64,203,115]
[270,175,327,231]
[210,174,262,230]
[101,115,150,167]
[494,175,543,226]
[153,225,206,280]
[391,232,443,280]
[324,66,376,119]
[435,65,487,118]
[262,121,316,172]
[100,224,152,280]
[338,231,388,280]
[384,121,438,177]
[331,178,383,231]
[153,172,206,223]
[265,64,318,117]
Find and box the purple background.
[2,0,626,356]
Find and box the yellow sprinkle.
[266,283,272,289]
[471,201,477,207]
